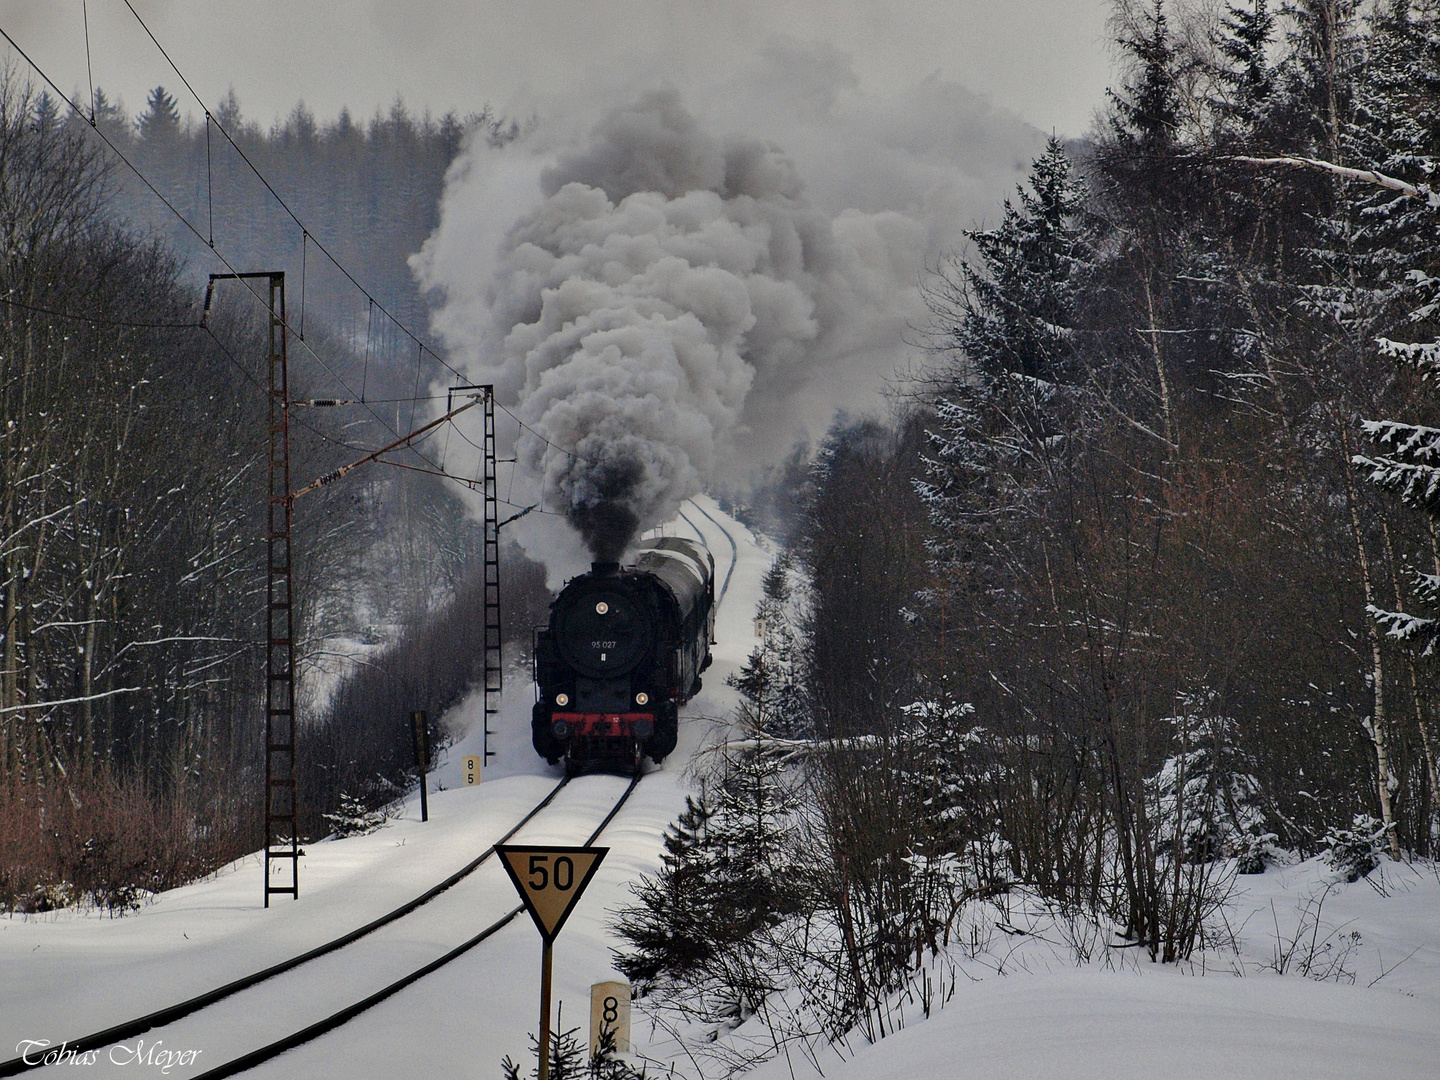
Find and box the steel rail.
[687,499,739,606]
[188,773,644,1079]
[0,777,570,1077]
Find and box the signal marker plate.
[497,845,607,942]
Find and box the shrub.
[1322,815,1386,882]
[322,792,391,838]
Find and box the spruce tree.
[1109,0,1181,153]
[1214,0,1278,141]
[612,598,803,1019]
[136,86,181,142]
[612,795,722,986]
[728,553,805,737]
[918,137,1089,566]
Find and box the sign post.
[410,710,429,822]
[497,845,608,1080]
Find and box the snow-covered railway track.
[679,498,738,607]
[183,773,641,1079]
[688,498,738,605]
[0,776,577,1077]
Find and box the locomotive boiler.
[532,536,715,773]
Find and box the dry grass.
[0,767,258,915]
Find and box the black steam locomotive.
[532,537,715,773]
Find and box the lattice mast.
[483,388,501,762]
[260,273,298,905]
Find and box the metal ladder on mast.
[482,388,500,763]
[262,272,299,905]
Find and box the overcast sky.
[1,1,1114,138]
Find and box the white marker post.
[590,980,631,1057]
[462,754,481,785]
[497,846,608,1080]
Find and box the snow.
[738,857,1440,1080]
[0,497,771,1078]
[3,499,1438,1080]
[749,967,1440,1080]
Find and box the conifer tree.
[1109,0,1181,152]
[613,593,802,1019]
[918,137,1089,564]
[612,795,722,986]
[1214,0,1278,140]
[728,553,805,737]
[136,86,180,142]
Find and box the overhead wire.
[103,1,508,478]
[0,24,457,480]
[0,277,363,460]
[0,294,366,470]
[134,1,609,481]
[204,111,214,247]
[80,0,94,122]
[0,293,201,329]
[115,0,471,383]
[113,0,600,473]
[198,325,371,456]
[4,12,593,509]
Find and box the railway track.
[176,505,737,1078]
[0,775,628,1077]
[187,774,642,1079]
[689,499,739,605]
[679,498,738,606]
[9,502,743,1077]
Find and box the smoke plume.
[413,53,1043,572]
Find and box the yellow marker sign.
[462,755,481,785]
[497,846,607,942]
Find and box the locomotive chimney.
[591,561,621,576]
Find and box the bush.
[1,770,247,915]
[322,792,391,838]
[1233,831,1280,875]
[1322,815,1386,882]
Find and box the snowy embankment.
[0,498,771,1078]
[740,857,1440,1080]
[3,499,1439,1079]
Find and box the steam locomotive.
[532,536,715,773]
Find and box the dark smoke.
[565,453,645,563]
[412,80,1042,578]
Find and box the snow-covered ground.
[736,858,1440,1080]
[0,498,772,1078]
[3,499,1438,1079]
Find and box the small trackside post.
[411,710,429,822]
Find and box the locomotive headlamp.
[633,717,654,738]
[635,692,650,706]
[553,720,570,738]
[555,692,570,707]
[595,601,609,614]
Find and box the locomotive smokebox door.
[556,591,653,677]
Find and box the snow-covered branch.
[1230,156,1438,206]
[0,686,143,715]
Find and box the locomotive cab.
[533,536,714,772]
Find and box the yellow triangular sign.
[497,845,607,942]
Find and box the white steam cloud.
[412,45,1042,574]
